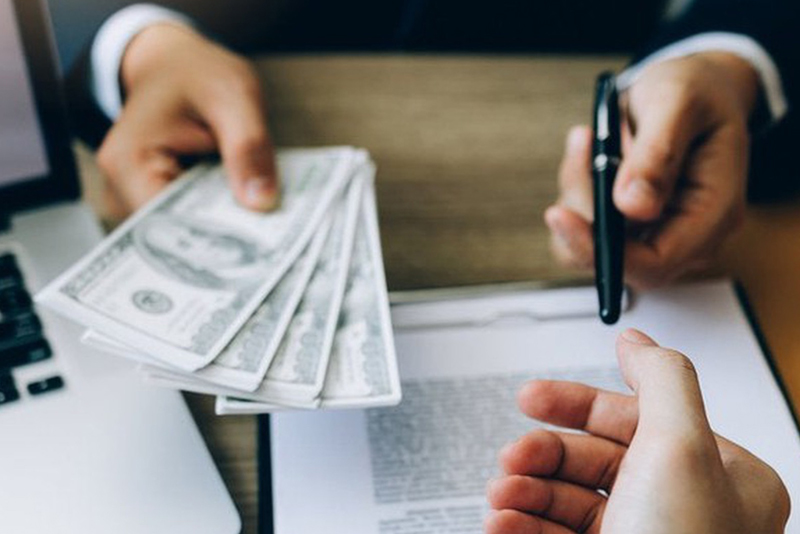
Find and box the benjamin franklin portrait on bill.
[134,214,265,289]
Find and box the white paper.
[271,281,800,534]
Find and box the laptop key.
[0,315,42,345]
[0,388,20,406]
[0,339,52,369]
[0,372,14,391]
[27,376,64,396]
[0,368,20,407]
[0,270,23,291]
[0,254,18,275]
[0,287,33,316]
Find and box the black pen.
[592,72,625,325]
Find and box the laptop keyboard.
[0,252,63,406]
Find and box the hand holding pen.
[544,53,759,290]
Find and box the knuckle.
[96,134,122,176]
[637,142,679,184]
[228,59,263,97]
[95,143,114,174]
[485,509,519,532]
[658,436,719,472]
[659,348,698,377]
[230,130,270,160]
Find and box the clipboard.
[257,280,800,534]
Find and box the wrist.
[695,51,760,121]
[120,23,199,95]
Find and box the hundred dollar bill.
[217,178,401,413]
[320,179,401,407]
[84,208,333,391]
[214,396,289,415]
[36,148,357,371]
[249,165,367,401]
[140,168,367,401]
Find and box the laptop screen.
[0,0,79,215]
[0,0,50,189]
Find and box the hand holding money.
[36,147,401,413]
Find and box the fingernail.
[543,206,559,227]
[544,210,567,239]
[499,441,515,459]
[621,179,657,208]
[620,329,657,346]
[567,127,586,152]
[245,177,278,211]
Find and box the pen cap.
[593,72,621,159]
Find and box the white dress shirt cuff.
[90,4,192,120]
[617,32,789,124]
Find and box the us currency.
[138,168,367,402]
[320,179,401,408]
[247,165,367,402]
[36,148,358,371]
[217,179,402,413]
[215,396,290,415]
[84,209,333,391]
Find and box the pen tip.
[600,307,620,325]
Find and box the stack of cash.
[36,147,402,414]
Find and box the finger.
[544,206,593,270]
[115,154,177,210]
[556,126,593,220]
[517,380,638,445]
[613,86,700,222]
[622,126,746,289]
[100,178,131,222]
[616,328,716,443]
[500,429,625,491]
[485,509,577,534]
[488,476,605,533]
[97,134,178,211]
[160,119,217,155]
[196,72,279,211]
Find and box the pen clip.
[593,72,621,156]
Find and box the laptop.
[0,0,241,532]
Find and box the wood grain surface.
[76,54,800,534]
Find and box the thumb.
[616,329,715,442]
[196,77,279,212]
[213,116,279,212]
[613,94,698,222]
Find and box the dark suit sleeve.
[636,0,800,202]
[49,0,284,148]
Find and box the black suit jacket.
[50,0,666,73]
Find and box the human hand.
[486,328,790,534]
[546,53,760,288]
[96,23,277,216]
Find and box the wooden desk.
[76,54,800,534]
